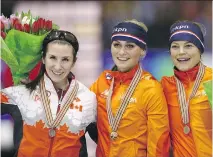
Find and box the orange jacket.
[1,74,97,157]
[161,65,212,157]
[90,65,170,157]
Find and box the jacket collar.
[44,72,74,97]
[109,64,139,85]
[174,64,200,83]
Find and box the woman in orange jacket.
[90,19,170,157]
[1,30,97,157]
[161,20,212,157]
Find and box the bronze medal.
[49,128,56,138]
[110,131,118,140]
[175,63,205,135]
[183,125,190,134]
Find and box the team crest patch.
[195,89,207,97]
[106,73,112,80]
[142,75,151,80]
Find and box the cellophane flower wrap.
[203,80,212,108]
[0,11,59,85]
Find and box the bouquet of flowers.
[0,10,59,85]
[203,80,212,108]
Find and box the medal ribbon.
[39,76,79,129]
[175,63,205,126]
[106,66,142,134]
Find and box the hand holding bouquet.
[0,10,59,85]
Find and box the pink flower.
[37,18,45,29]
[32,21,39,33]
[45,20,52,31]
[14,23,23,31]
[10,14,19,22]
[10,14,20,28]
[0,15,10,30]
[1,31,6,39]
[23,24,30,33]
[12,18,19,28]
[1,21,4,30]
[0,11,58,39]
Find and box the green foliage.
[0,29,48,85]
[203,80,212,108]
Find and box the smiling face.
[111,40,145,72]
[42,42,75,90]
[170,41,201,71]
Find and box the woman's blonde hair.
[124,19,148,32]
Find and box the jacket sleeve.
[1,90,23,153]
[83,91,98,143]
[1,92,9,103]
[1,86,18,105]
[1,103,23,152]
[90,79,98,95]
[86,122,98,143]
[146,82,170,157]
[88,75,103,144]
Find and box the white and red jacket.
[1,74,97,157]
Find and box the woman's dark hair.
[25,30,79,92]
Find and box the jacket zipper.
[47,89,64,156]
[48,135,55,157]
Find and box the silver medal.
[110,131,118,140]
[183,125,190,134]
[49,128,56,138]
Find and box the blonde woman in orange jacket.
[161,20,212,157]
[90,19,170,157]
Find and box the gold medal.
[110,131,118,140]
[183,125,190,134]
[49,128,56,138]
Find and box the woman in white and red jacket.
[1,30,97,157]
